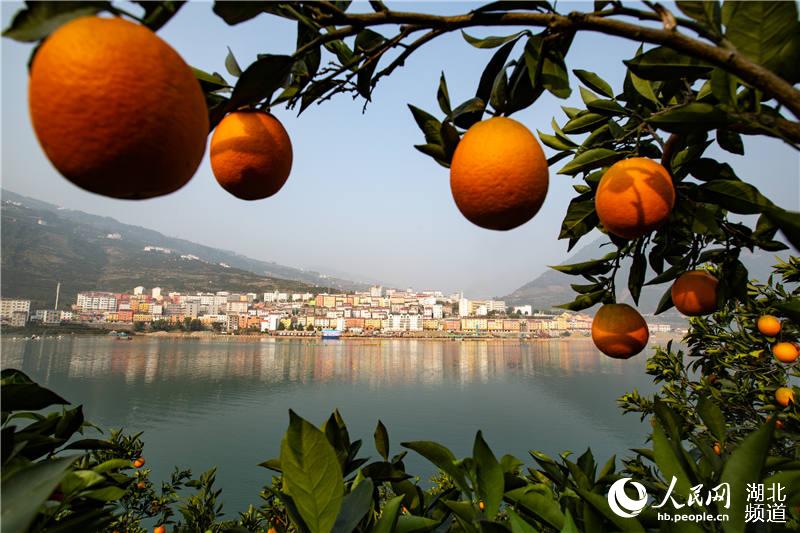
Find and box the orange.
[154,526,166,533]
[136,481,146,489]
[757,315,782,337]
[773,342,799,363]
[591,303,650,359]
[595,158,675,239]
[29,16,208,199]
[775,387,795,407]
[133,457,145,468]
[478,500,485,511]
[449,117,548,230]
[670,271,719,316]
[712,442,721,455]
[210,110,293,200]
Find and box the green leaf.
[562,113,606,134]
[1,383,67,412]
[506,508,538,533]
[722,2,799,75]
[559,197,598,243]
[225,46,242,77]
[213,1,273,25]
[1,456,76,532]
[557,289,606,311]
[559,148,621,175]
[402,441,469,492]
[551,255,615,276]
[84,485,126,501]
[648,103,729,133]
[191,67,230,92]
[697,396,726,443]
[764,206,800,251]
[624,46,712,80]
[375,420,390,461]
[629,72,659,104]
[698,180,773,214]
[461,30,528,49]
[332,479,373,533]
[560,509,579,533]
[229,55,294,109]
[373,495,405,533]
[475,40,517,109]
[628,252,646,305]
[573,487,645,532]
[2,1,109,42]
[523,35,544,89]
[574,69,613,98]
[541,51,571,98]
[92,459,131,473]
[720,422,774,532]
[473,431,503,517]
[280,410,344,533]
[538,131,577,151]
[654,286,674,314]
[437,73,452,115]
[450,98,486,129]
[395,515,441,533]
[505,486,565,530]
[716,129,743,155]
[676,1,721,33]
[652,420,692,499]
[407,105,443,146]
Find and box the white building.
[133,286,144,296]
[458,298,470,317]
[386,313,422,332]
[514,305,533,316]
[33,309,61,324]
[151,287,162,299]
[1,299,30,322]
[369,285,383,297]
[76,292,117,312]
[226,301,248,314]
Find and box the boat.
[321,329,342,339]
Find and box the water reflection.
[1,336,657,513]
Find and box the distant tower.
[54,282,61,310]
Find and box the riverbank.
[2,327,682,343]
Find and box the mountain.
[504,235,790,317]
[1,190,370,310]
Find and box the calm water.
[2,336,657,515]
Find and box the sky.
[2,2,798,298]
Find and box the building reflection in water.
[2,337,646,388]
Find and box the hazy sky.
[2,2,798,298]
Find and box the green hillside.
[1,199,329,310]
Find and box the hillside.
[1,194,342,310]
[1,189,370,294]
[504,235,789,317]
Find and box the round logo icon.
[608,478,648,518]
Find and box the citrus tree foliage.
[3,0,800,309]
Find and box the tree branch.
[306,6,800,121]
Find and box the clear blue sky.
[2,2,798,298]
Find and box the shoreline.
[2,329,683,343]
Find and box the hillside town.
[1,285,676,338]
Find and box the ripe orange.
[670,270,719,316]
[591,303,650,359]
[775,387,796,407]
[712,442,721,455]
[136,481,146,489]
[133,457,145,468]
[757,315,782,337]
[154,526,166,533]
[478,500,485,511]
[29,16,208,199]
[773,342,799,363]
[595,158,675,239]
[449,117,548,230]
[210,110,293,200]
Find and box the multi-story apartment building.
[1,299,31,326]
[76,292,117,312]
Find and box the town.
[1,285,676,338]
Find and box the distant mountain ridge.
[1,189,370,309]
[503,235,788,317]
